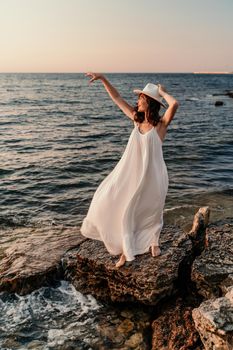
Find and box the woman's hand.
[85,72,104,84]
[158,84,168,96]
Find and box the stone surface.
[192,286,233,350]
[152,297,204,350]
[191,220,233,299]
[63,224,192,305]
[0,226,85,294]
[93,305,151,349]
[62,207,209,305]
[0,207,216,349]
[191,219,233,350]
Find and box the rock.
[117,319,134,334]
[94,305,151,349]
[120,310,134,319]
[220,274,233,294]
[191,219,233,349]
[62,226,190,305]
[124,332,143,348]
[215,100,224,106]
[27,340,45,349]
[188,207,210,253]
[226,90,233,98]
[192,286,233,350]
[191,220,233,299]
[62,207,209,305]
[152,297,203,350]
[0,207,215,349]
[0,226,86,295]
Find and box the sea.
[0,73,232,349]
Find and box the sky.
[0,0,232,73]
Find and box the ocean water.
[0,73,233,348]
[0,281,102,349]
[0,73,232,231]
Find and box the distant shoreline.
[193,72,233,74]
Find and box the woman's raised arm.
[85,72,135,120]
[158,84,179,127]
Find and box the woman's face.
[137,93,149,112]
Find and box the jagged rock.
[152,297,204,350]
[191,220,233,349]
[62,207,209,305]
[188,207,210,253]
[192,286,233,350]
[150,207,209,349]
[0,226,85,295]
[226,90,233,98]
[191,220,233,299]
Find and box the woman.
[80,72,179,268]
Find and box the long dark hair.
[133,94,162,126]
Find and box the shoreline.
[193,71,233,74]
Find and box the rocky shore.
[0,207,233,349]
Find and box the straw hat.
[133,83,166,108]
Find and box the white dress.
[80,121,169,261]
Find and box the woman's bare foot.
[115,254,126,268]
[151,245,161,257]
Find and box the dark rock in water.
[62,207,210,305]
[0,226,86,295]
[215,100,224,106]
[226,90,233,98]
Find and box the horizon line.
[0,71,232,74]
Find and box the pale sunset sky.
[0,0,232,73]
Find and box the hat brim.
[133,89,166,108]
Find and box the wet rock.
[192,286,233,350]
[0,226,85,295]
[94,305,151,349]
[62,207,209,305]
[152,297,203,350]
[226,90,233,98]
[124,332,143,348]
[117,319,134,334]
[120,310,134,319]
[191,220,233,299]
[215,100,224,106]
[1,338,21,349]
[27,340,45,349]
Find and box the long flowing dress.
[80,121,169,261]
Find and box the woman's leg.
[150,244,161,257]
[115,254,126,268]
